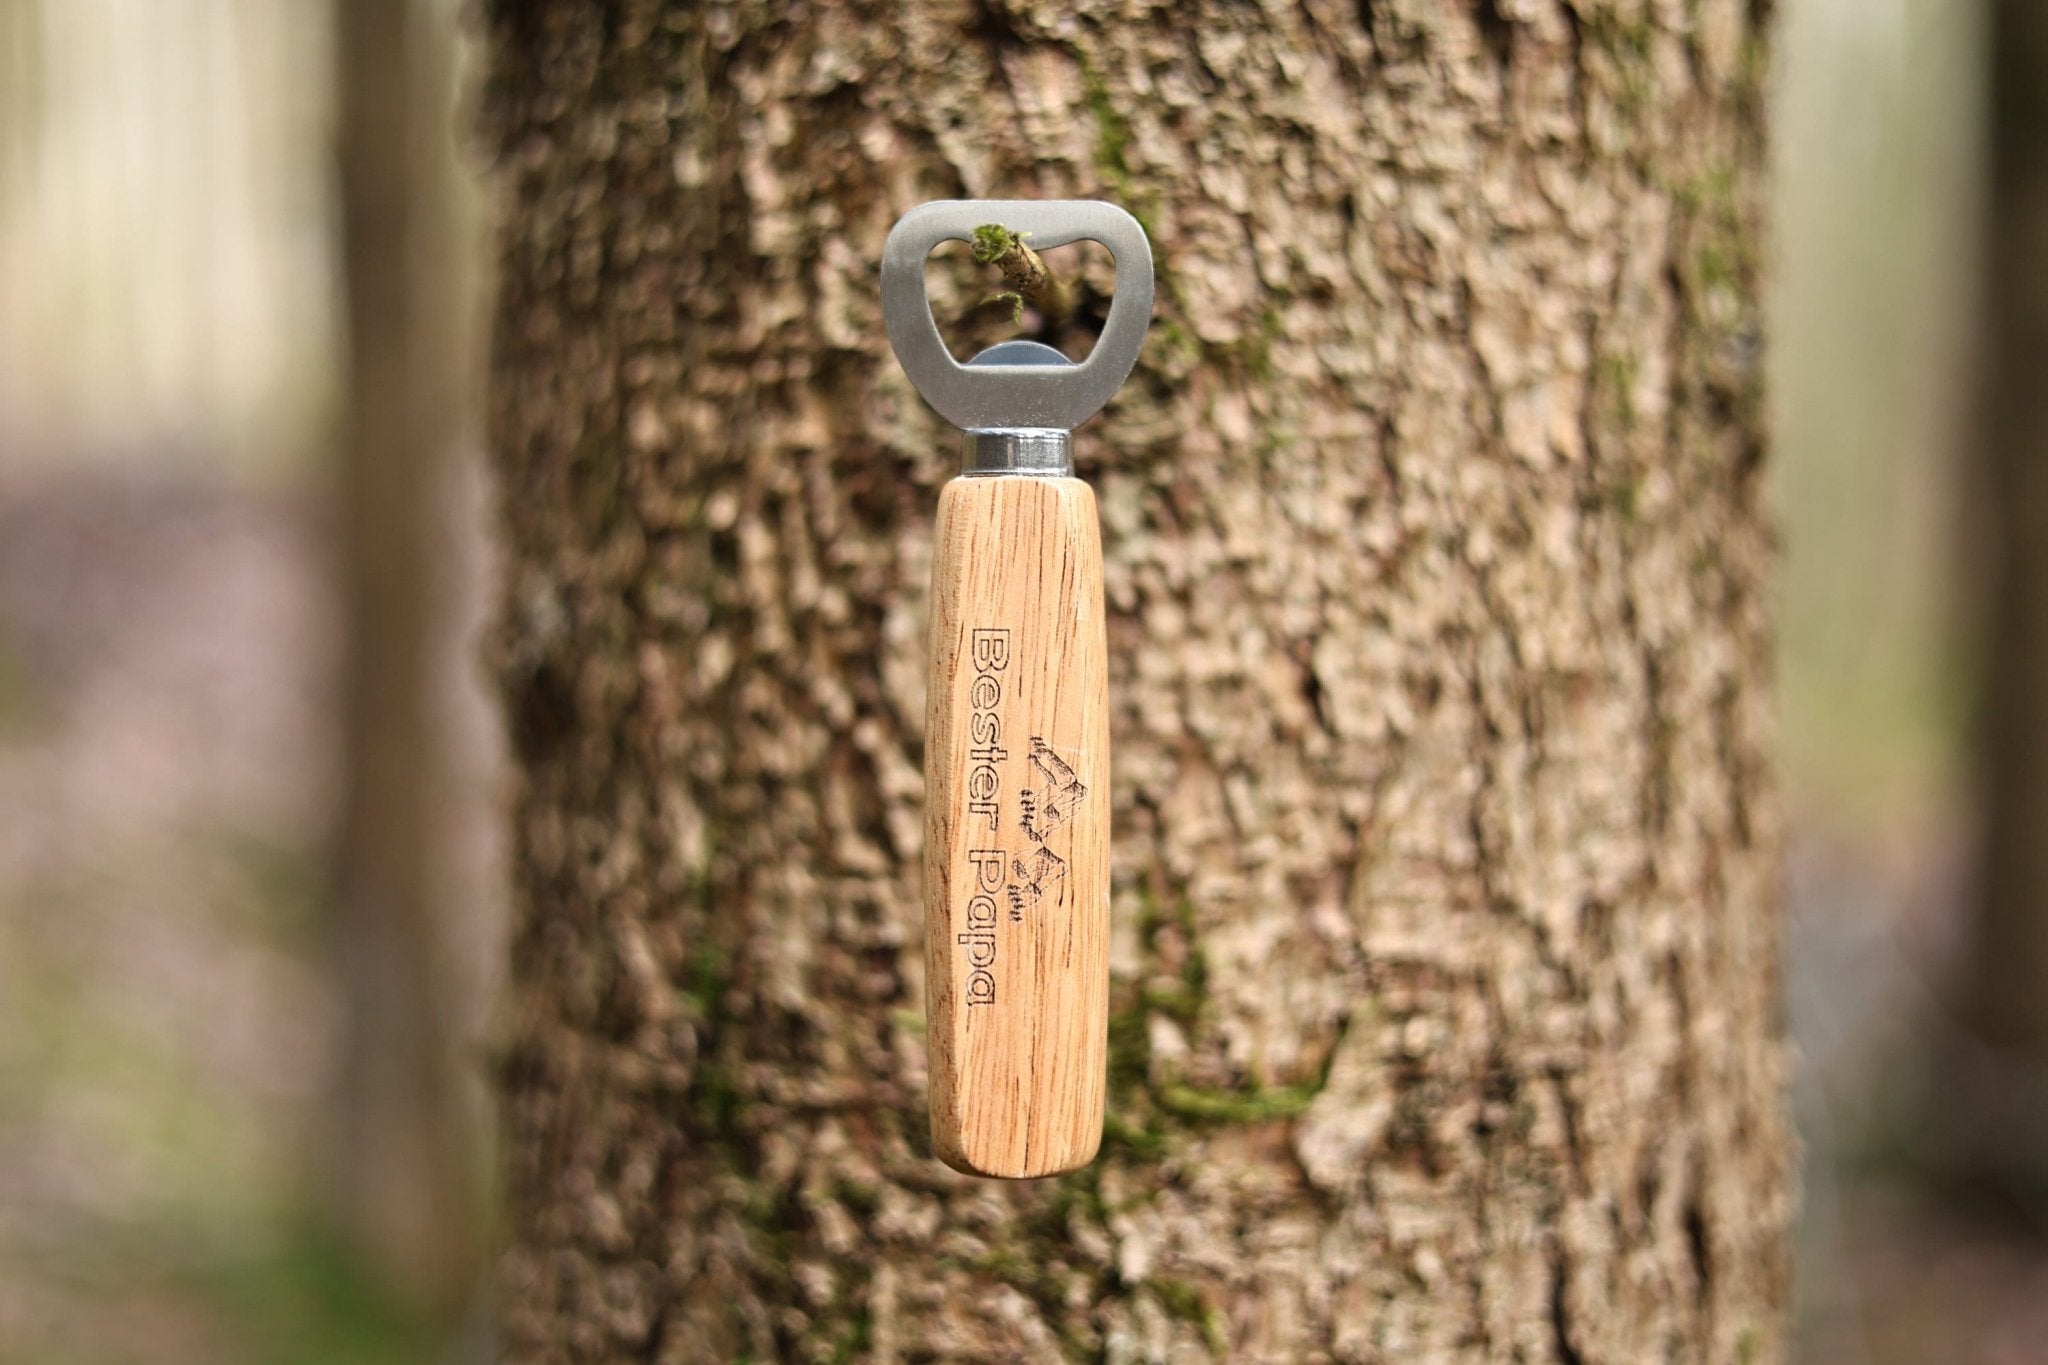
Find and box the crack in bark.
[1550,1247,1588,1365]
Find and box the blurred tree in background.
[482,3,1787,1359]
[333,0,484,1314]
[1946,0,2048,1211]
[0,1,501,1360]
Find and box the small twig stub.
[970,224,1074,325]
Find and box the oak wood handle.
[924,475,1110,1178]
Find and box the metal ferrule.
[962,428,1072,477]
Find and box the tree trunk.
[480,3,1789,1361]
[333,0,480,1310]
[1952,0,2048,1197]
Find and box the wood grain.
[925,475,1110,1178]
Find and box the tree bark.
[480,2,1789,1361]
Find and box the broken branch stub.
[970,223,1074,326]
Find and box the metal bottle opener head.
[881,200,1154,476]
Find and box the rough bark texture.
[481,2,1788,1361]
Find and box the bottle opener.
[882,200,1153,1177]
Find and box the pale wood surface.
[925,475,1110,1178]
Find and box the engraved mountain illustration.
[1018,738,1086,842]
[1007,738,1088,913]
[1007,845,1067,912]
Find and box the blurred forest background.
[0,1,2039,1362]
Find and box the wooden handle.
[925,474,1110,1178]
